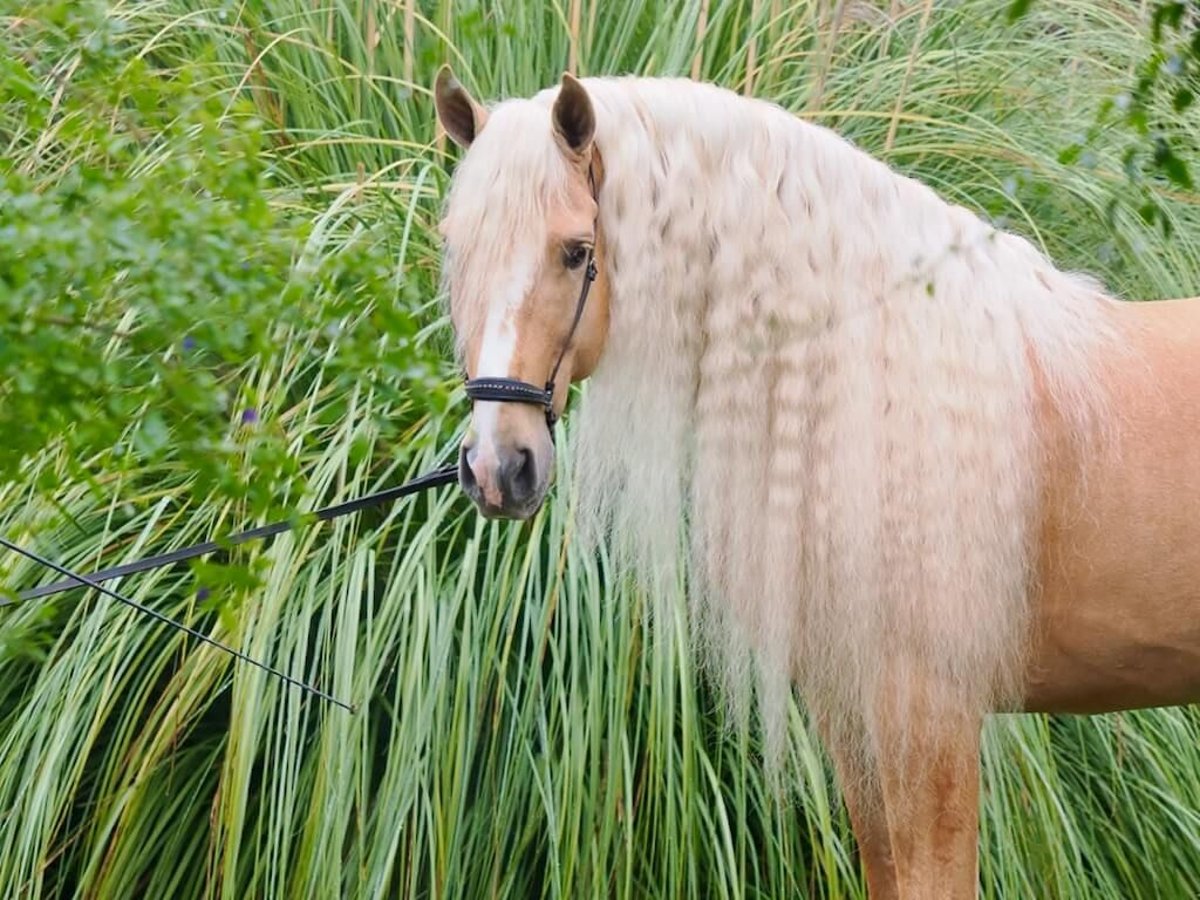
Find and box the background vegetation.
[2,1,1199,897]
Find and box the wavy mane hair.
[446,76,1115,775]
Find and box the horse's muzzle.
[459,439,549,519]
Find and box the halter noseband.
[463,165,599,432]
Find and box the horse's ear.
[552,73,595,159]
[435,65,487,149]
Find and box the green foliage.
[1021,0,1200,235]
[0,1,1198,899]
[1,1,444,523]
[1006,0,1035,23]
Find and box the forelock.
[441,100,574,355]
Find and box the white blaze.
[470,252,538,460]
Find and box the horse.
[432,67,1200,899]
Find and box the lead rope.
[2,462,461,710]
[0,535,355,711]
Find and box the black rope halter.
[463,164,599,432]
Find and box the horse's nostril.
[511,447,537,498]
[459,445,478,494]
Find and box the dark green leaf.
[1006,0,1034,22]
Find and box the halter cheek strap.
[464,165,599,433]
[463,255,597,429]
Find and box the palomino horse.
[434,68,1200,898]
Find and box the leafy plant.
[2,2,446,601]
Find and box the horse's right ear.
[552,73,595,160]
[435,65,487,149]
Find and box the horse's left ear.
[552,73,595,160]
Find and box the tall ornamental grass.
[2,1,1199,897]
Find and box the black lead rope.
[0,535,356,711]
[1,462,459,711]
[15,463,458,602]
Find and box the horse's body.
[433,70,1200,898]
[840,296,1200,898]
[1028,296,1200,717]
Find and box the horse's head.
[436,68,610,519]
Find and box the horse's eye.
[562,243,590,270]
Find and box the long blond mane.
[446,77,1114,776]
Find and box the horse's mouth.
[468,491,548,521]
